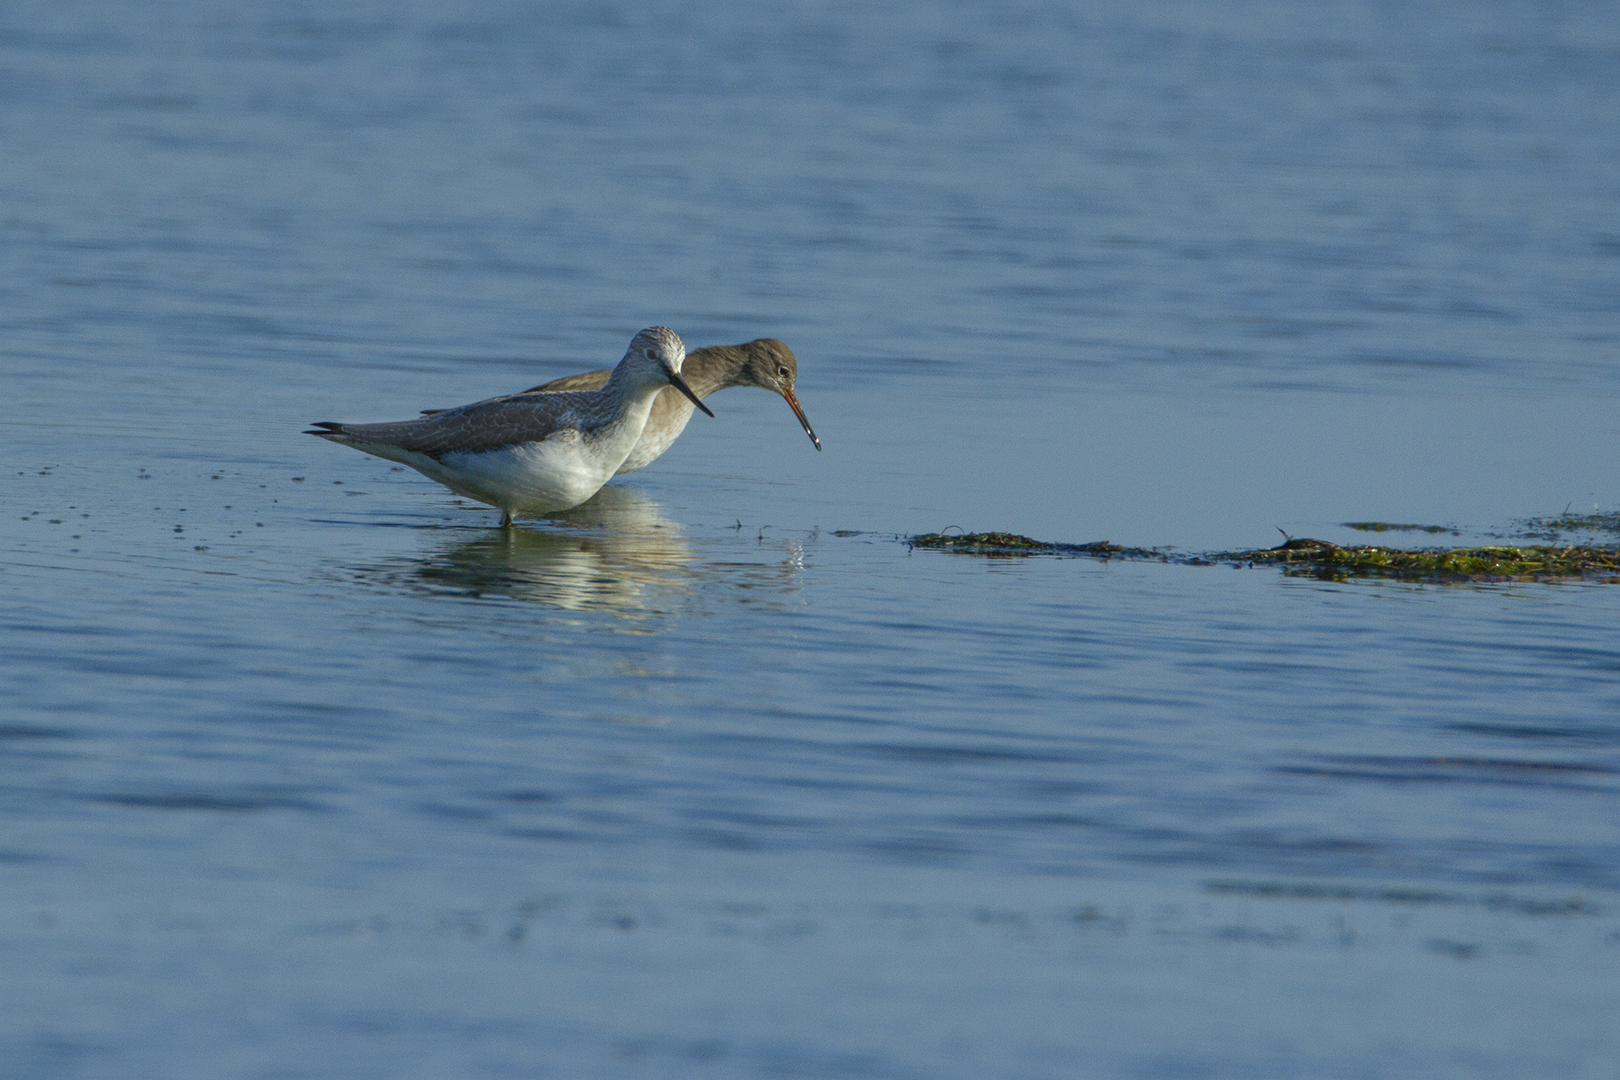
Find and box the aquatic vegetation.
[1344,521,1455,534]
[1513,511,1620,542]
[906,532,1620,583]
[908,532,1162,560]
[1222,539,1620,581]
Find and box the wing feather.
[309,392,596,459]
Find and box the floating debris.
[1344,521,1456,534]
[1224,539,1620,582]
[903,531,1620,583]
[908,532,1163,560]
[1513,511,1620,542]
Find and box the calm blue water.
[4,2,1620,1077]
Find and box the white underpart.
[317,326,688,518]
[347,394,660,514]
[614,402,694,474]
[437,428,632,513]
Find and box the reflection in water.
[337,486,702,615]
[414,487,697,614]
[344,486,810,616]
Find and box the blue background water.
[3,2,1619,1077]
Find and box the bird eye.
[777,366,789,377]
[645,348,658,361]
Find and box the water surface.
[3,2,1619,1077]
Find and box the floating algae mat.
[1343,521,1458,535]
[907,532,1620,583]
[1513,510,1620,542]
[1221,538,1620,582]
[905,532,1165,560]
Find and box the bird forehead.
[749,340,796,377]
[632,325,683,355]
[754,339,794,365]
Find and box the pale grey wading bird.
[305,327,712,527]
[417,337,822,475]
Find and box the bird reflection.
[413,486,696,614]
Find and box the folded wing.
[308,393,592,459]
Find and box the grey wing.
[309,393,590,459]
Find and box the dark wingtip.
[305,422,345,436]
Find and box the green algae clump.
[1222,540,1620,582]
[908,532,1153,559]
[1514,511,1620,541]
[911,531,1058,553]
[905,530,1620,583]
[1344,522,1455,534]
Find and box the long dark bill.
[667,370,716,417]
[781,389,822,451]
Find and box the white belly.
[333,384,659,517]
[434,439,614,513]
[351,436,621,515]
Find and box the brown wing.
[417,368,613,415]
[419,342,745,414]
[516,343,742,399]
[521,368,612,394]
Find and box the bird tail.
[304,421,349,439]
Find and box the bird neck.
[592,369,665,431]
[681,346,747,398]
[600,357,668,400]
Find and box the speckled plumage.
[305,327,710,525]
